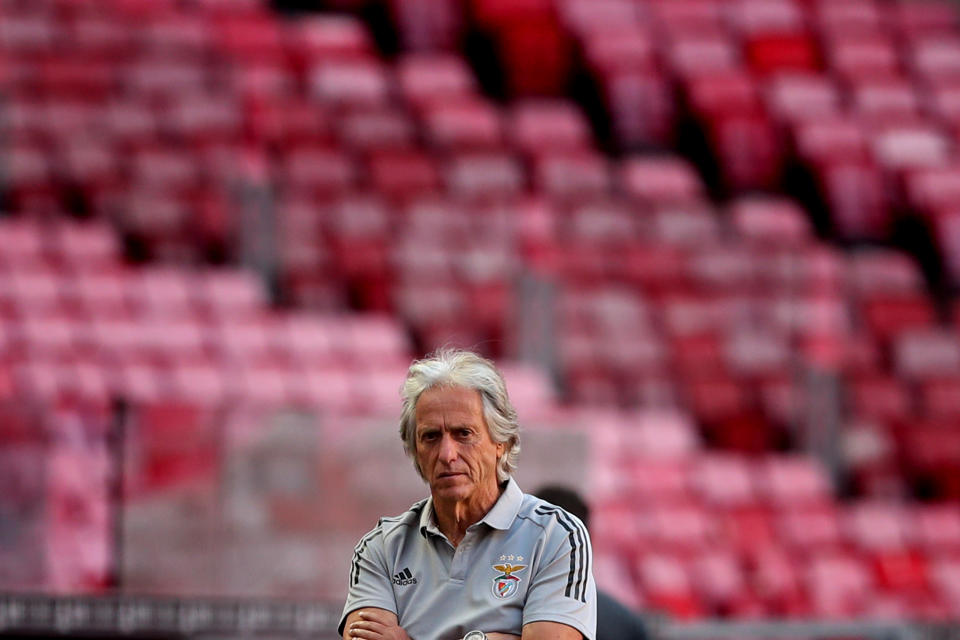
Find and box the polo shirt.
[339,478,596,640]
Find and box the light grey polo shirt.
[339,478,596,640]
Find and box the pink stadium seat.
[106,358,166,403]
[849,249,927,295]
[924,79,960,132]
[122,57,209,100]
[689,551,750,614]
[287,14,373,63]
[277,146,356,197]
[5,267,65,318]
[0,220,47,269]
[666,29,741,78]
[635,552,701,617]
[15,315,78,361]
[167,361,227,406]
[127,269,195,320]
[871,124,952,171]
[533,151,612,203]
[747,546,806,615]
[813,0,884,35]
[690,454,756,507]
[778,506,843,551]
[723,330,791,378]
[685,71,761,119]
[889,0,960,39]
[851,77,924,127]
[335,108,416,152]
[848,374,912,423]
[765,73,842,123]
[142,15,212,58]
[805,553,874,617]
[647,203,720,247]
[421,98,504,150]
[909,36,960,82]
[68,13,133,58]
[793,117,870,164]
[581,27,656,74]
[197,270,266,320]
[893,329,960,379]
[843,502,910,551]
[308,58,392,107]
[686,245,758,294]
[66,271,130,319]
[912,504,960,552]
[756,455,833,506]
[904,165,960,214]
[649,0,725,33]
[508,100,591,154]
[928,557,960,616]
[443,152,524,202]
[728,195,813,246]
[823,32,901,81]
[396,54,476,107]
[620,155,704,205]
[556,0,640,34]
[561,201,640,250]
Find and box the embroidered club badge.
[491,563,527,600]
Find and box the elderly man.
[340,348,596,640]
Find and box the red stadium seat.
[848,374,913,423]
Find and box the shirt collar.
[418,477,523,538]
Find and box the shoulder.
[354,498,429,549]
[516,494,590,540]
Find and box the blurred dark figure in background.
[534,485,648,640]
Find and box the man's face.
[414,385,504,504]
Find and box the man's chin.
[431,478,471,499]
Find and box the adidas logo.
[393,568,418,586]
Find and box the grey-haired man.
[340,349,596,640]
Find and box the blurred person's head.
[534,485,590,529]
[399,348,521,502]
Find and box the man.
[340,348,596,640]
[533,486,648,640]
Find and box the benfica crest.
[491,563,527,600]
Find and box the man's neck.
[433,483,504,547]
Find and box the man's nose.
[439,433,458,462]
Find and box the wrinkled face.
[414,385,504,504]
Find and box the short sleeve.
[523,509,597,640]
[338,523,398,635]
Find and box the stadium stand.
[1,0,960,633]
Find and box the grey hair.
[399,348,521,483]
